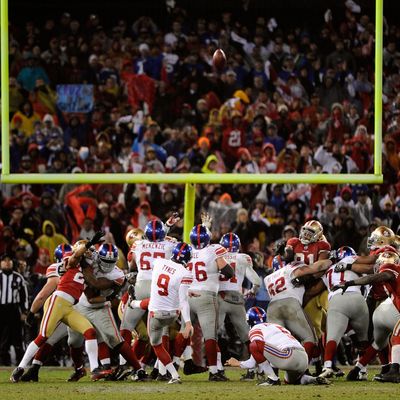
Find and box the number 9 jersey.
[265,262,306,304]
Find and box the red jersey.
[286,237,331,265]
[56,266,85,302]
[369,248,389,301]
[379,263,400,312]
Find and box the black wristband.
[346,263,352,271]
[220,264,234,279]
[346,280,355,287]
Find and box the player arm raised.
[68,231,106,269]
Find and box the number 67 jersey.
[265,262,306,304]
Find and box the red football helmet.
[299,220,323,245]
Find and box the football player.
[11,232,108,382]
[143,242,194,384]
[264,259,324,362]
[332,250,400,383]
[20,244,72,382]
[67,242,147,381]
[188,219,234,381]
[225,307,329,385]
[291,246,370,379]
[218,232,261,378]
[118,217,178,376]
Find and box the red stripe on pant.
[249,340,267,364]
[204,339,217,367]
[153,343,172,366]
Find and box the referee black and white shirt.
[0,254,29,312]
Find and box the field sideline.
[0,367,399,400]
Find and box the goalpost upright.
[0,0,384,242]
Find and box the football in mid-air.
[212,48,227,72]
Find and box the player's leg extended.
[62,307,99,372]
[148,312,180,382]
[380,318,400,382]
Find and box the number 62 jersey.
[264,262,306,304]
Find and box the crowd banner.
[56,84,94,113]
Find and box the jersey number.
[157,274,170,296]
[267,277,286,297]
[188,261,207,282]
[140,252,165,270]
[73,272,85,285]
[219,262,238,283]
[326,269,345,289]
[228,130,242,147]
[295,253,314,265]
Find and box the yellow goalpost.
[0,0,384,241]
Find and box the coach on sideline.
[0,254,29,365]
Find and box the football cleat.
[240,370,255,381]
[183,359,207,375]
[20,364,40,382]
[91,367,113,381]
[314,376,330,385]
[257,377,281,386]
[217,370,229,381]
[133,369,149,382]
[319,367,334,379]
[10,367,25,383]
[114,364,132,381]
[68,367,87,382]
[156,373,170,381]
[373,364,391,381]
[209,372,229,382]
[168,377,182,384]
[379,371,400,383]
[150,367,159,380]
[332,365,345,377]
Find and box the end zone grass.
[0,367,399,400]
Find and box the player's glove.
[334,262,352,273]
[329,250,338,263]
[25,311,35,328]
[126,272,137,285]
[86,231,105,248]
[291,277,303,287]
[166,212,180,228]
[331,280,355,294]
[128,284,136,299]
[274,239,287,256]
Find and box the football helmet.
[336,246,357,261]
[171,242,192,266]
[393,235,400,252]
[144,220,166,242]
[220,232,241,252]
[98,243,119,273]
[54,243,72,262]
[190,224,211,249]
[367,226,395,250]
[375,251,400,269]
[125,228,144,247]
[299,220,323,245]
[72,239,89,252]
[246,307,267,327]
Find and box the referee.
[0,254,29,365]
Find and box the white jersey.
[322,255,363,300]
[45,262,62,279]
[264,262,305,304]
[148,258,193,312]
[249,322,303,350]
[189,244,228,293]
[79,264,125,308]
[132,239,175,281]
[219,252,261,292]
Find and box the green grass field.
[0,367,399,400]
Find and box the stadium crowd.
[0,0,400,370]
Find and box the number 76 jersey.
[264,262,305,304]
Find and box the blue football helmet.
[144,219,166,242]
[98,243,119,273]
[336,246,357,261]
[246,307,267,327]
[171,242,192,266]
[190,224,211,249]
[54,243,72,262]
[272,255,286,271]
[220,232,241,252]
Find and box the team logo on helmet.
[126,228,144,247]
[367,226,395,250]
[336,246,357,261]
[54,243,72,262]
[98,243,119,273]
[246,307,267,327]
[144,220,166,242]
[220,232,241,252]
[190,224,211,249]
[299,220,323,245]
[171,242,192,266]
